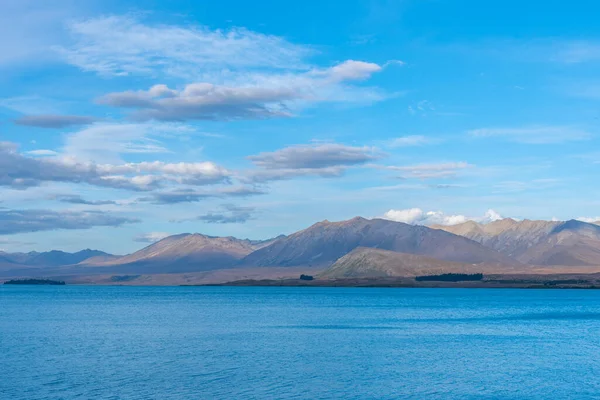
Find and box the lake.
[1,286,600,399]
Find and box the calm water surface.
[1,286,600,399]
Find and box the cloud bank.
[382,208,503,226]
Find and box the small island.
[415,273,484,282]
[4,279,66,285]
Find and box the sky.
[2,0,600,254]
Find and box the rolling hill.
[319,247,502,278]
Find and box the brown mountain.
[241,217,516,268]
[90,233,257,273]
[432,219,600,266]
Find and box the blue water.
[2,286,600,399]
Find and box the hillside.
[319,247,501,278]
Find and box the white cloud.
[133,232,171,243]
[382,208,503,226]
[57,16,397,122]
[0,141,231,191]
[469,126,591,144]
[97,60,387,121]
[97,161,230,186]
[576,217,600,223]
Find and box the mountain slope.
[319,247,495,278]
[242,217,516,267]
[93,233,256,273]
[432,219,600,266]
[242,235,287,250]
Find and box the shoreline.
[200,274,600,289]
[4,272,600,289]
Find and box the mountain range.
[0,249,114,271]
[3,217,600,282]
[241,217,514,267]
[431,219,600,266]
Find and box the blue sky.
[2,0,600,254]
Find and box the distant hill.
[27,249,114,267]
[0,249,114,268]
[0,254,28,272]
[432,219,600,266]
[242,217,516,268]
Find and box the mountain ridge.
[241,217,516,268]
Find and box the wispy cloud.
[468,125,592,144]
[374,162,472,180]
[58,15,313,78]
[26,149,59,156]
[445,39,600,65]
[551,40,600,64]
[387,135,441,148]
[139,186,265,204]
[178,204,255,224]
[15,114,98,129]
[0,208,138,235]
[62,122,194,163]
[492,178,561,194]
[54,195,117,206]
